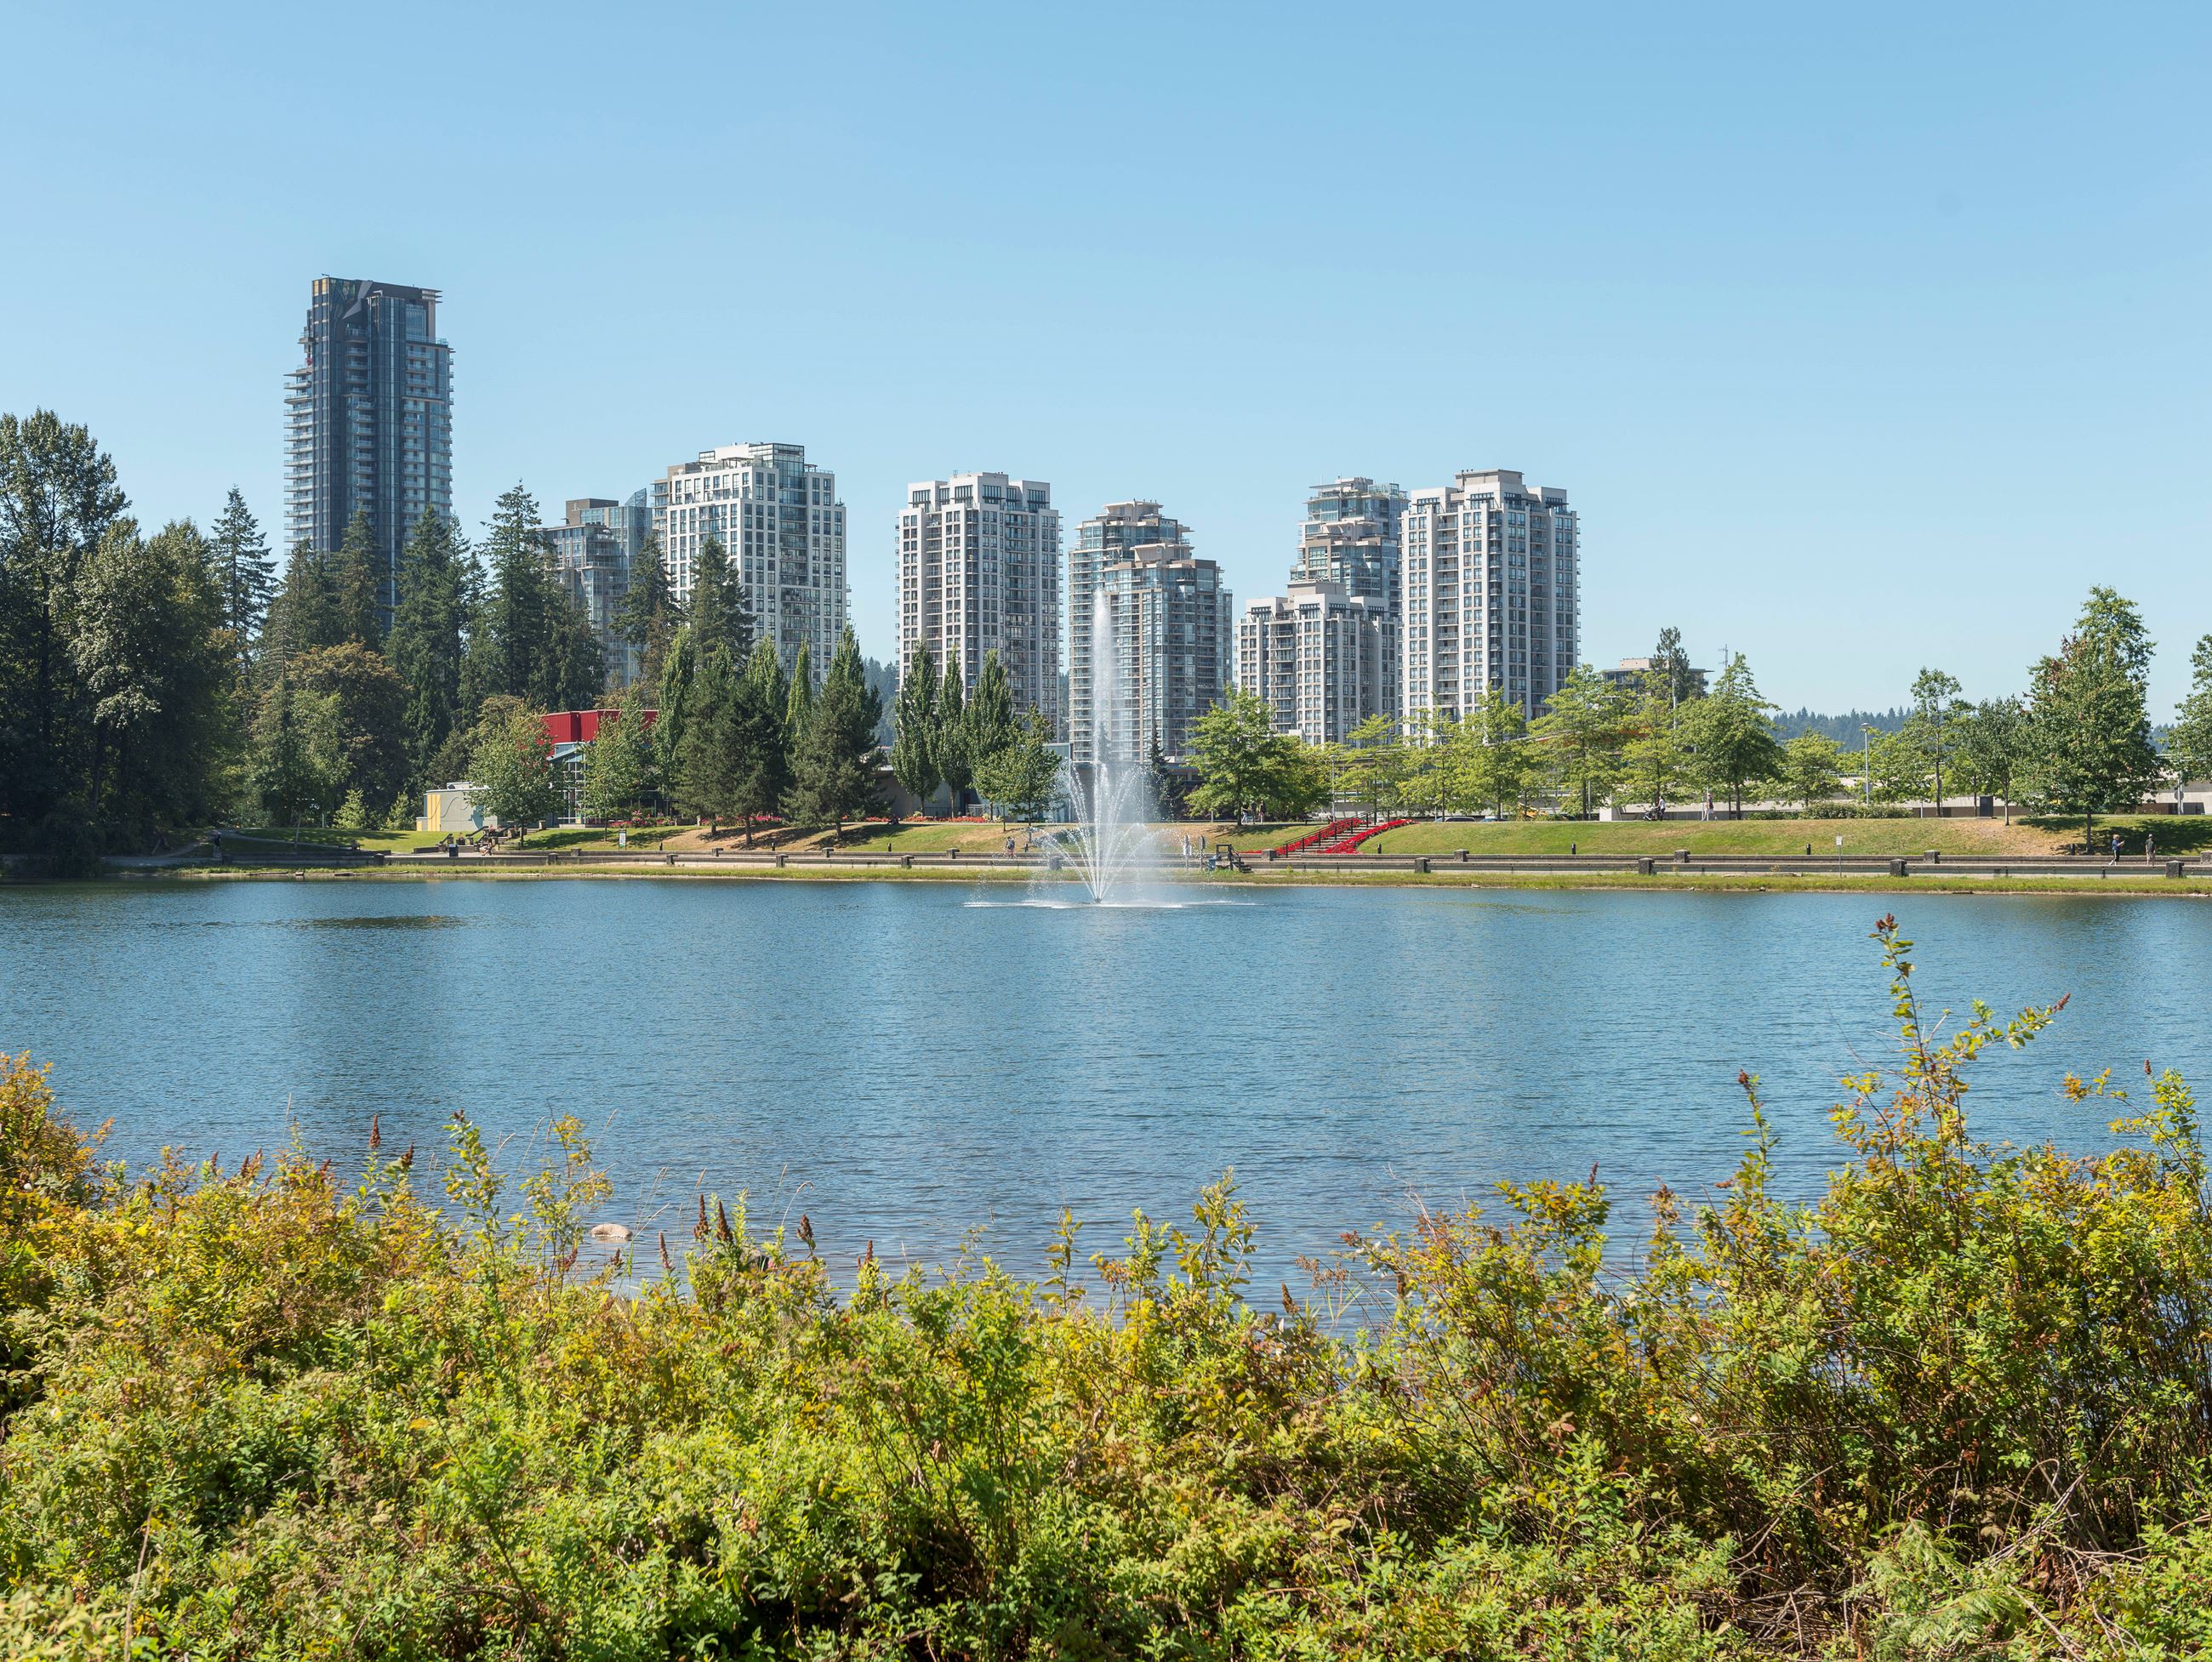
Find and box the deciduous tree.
[974,709,1062,822]
[2024,587,2160,845]
[290,642,407,815]
[1951,697,2029,822]
[581,680,657,822]
[1531,666,1629,818]
[0,409,128,822]
[248,673,345,828]
[68,519,233,829]
[1619,669,1687,817]
[1455,689,1536,817]
[2167,635,2212,794]
[1184,690,1322,820]
[1907,667,1963,809]
[468,703,559,840]
[1681,653,1781,817]
[1777,731,1846,811]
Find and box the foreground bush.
[3,919,2209,1659]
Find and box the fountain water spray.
[1040,592,1154,902]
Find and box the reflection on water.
[2,879,2207,1283]
[289,914,474,931]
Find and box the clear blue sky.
[4,2,2207,714]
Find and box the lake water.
[3,878,2208,1283]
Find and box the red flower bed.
[1274,817,1357,855]
[1320,818,1411,854]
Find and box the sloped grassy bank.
[4,920,2210,1659]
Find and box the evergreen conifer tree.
[785,640,814,737]
[387,509,468,790]
[333,508,384,646]
[890,640,941,814]
[963,648,1015,775]
[730,635,790,844]
[688,532,751,662]
[208,487,275,684]
[613,532,678,689]
[654,625,698,792]
[936,654,970,808]
[540,585,605,714]
[470,483,556,707]
[784,626,882,834]
[263,543,342,674]
[675,646,740,833]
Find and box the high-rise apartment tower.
[1068,501,1232,764]
[653,442,848,674]
[546,492,649,685]
[1292,477,1407,618]
[1401,469,1578,725]
[896,473,1061,727]
[1238,580,1396,746]
[282,276,453,618]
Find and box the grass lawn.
[1354,814,2212,858]
[230,824,447,853]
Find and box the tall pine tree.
[688,532,751,662]
[674,646,739,833]
[388,509,468,791]
[784,626,882,835]
[785,640,814,737]
[654,624,699,794]
[333,508,384,646]
[613,531,678,690]
[262,542,342,676]
[468,483,556,708]
[731,635,790,843]
[964,648,1015,773]
[208,487,275,684]
[936,655,971,809]
[890,640,941,814]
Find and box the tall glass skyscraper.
[283,276,453,618]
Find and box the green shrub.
[1,925,2205,1658]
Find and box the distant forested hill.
[1776,707,1911,743]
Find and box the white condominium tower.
[1238,580,1395,745]
[1293,477,1408,620]
[1068,501,1231,765]
[895,473,1061,726]
[1402,469,1578,724]
[653,441,848,672]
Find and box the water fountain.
[1040,592,1154,902]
